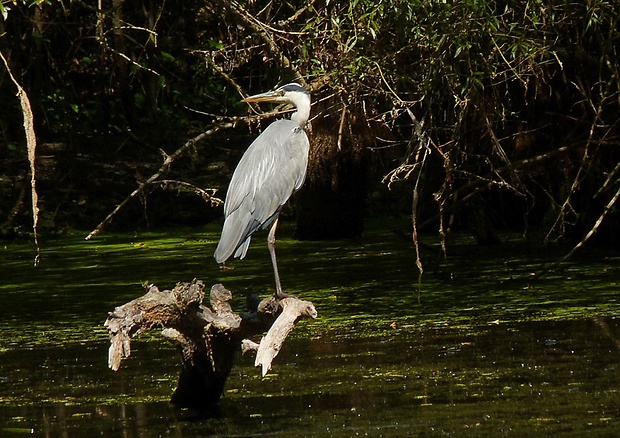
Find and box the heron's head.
[243,83,310,106]
[243,83,311,126]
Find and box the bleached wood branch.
[104,280,317,408]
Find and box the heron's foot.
[275,291,292,300]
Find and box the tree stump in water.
[104,279,317,409]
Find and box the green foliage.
[198,0,619,248]
[0,0,618,250]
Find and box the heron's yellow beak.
[242,91,280,103]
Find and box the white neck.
[289,94,311,127]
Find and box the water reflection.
[1,317,618,436]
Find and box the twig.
[203,55,247,100]
[595,160,620,198]
[407,109,430,276]
[0,50,40,265]
[222,0,306,87]
[546,92,604,242]
[85,122,235,240]
[154,180,223,206]
[106,46,161,76]
[417,146,572,231]
[535,183,620,279]
[276,0,317,27]
[336,103,347,151]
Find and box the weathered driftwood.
[104,279,317,409]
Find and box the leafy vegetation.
[2,4,619,432]
[1,1,619,263]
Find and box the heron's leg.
[267,217,284,298]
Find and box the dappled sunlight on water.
[1,222,619,435]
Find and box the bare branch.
[105,281,317,408]
[0,49,40,265]
[221,0,306,87]
[154,180,223,207]
[536,183,620,279]
[254,297,317,376]
[85,122,235,240]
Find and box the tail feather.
[213,240,233,264]
[214,210,257,263]
[233,238,251,259]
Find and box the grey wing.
[214,120,309,263]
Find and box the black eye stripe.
[279,83,309,95]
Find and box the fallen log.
[104,279,317,409]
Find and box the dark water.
[1,225,619,436]
[1,318,619,436]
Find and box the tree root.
[104,279,317,409]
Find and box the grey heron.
[214,83,311,298]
